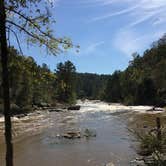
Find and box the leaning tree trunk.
[0,0,13,166]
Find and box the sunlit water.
[0,101,144,166]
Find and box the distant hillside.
[76,73,110,100]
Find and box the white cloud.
[113,30,164,57]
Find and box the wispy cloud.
[88,0,166,27]
[84,41,105,55]
[91,4,139,22]
[85,0,166,57]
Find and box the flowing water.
[1,100,162,166]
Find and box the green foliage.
[135,128,166,165]
[56,61,77,104]
[140,133,162,155]
[0,47,56,109]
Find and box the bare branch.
[6,26,23,55]
[6,20,40,40]
[6,25,11,47]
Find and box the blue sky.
[13,0,166,74]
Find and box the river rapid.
[0,100,165,166]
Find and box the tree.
[135,78,157,105]
[0,1,76,165]
[0,1,13,166]
[103,71,122,102]
[56,61,76,104]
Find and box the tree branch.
[5,7,73,46]
[6,19,61,55]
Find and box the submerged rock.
[58,128,96,140]
[84,128,96,138]
[62,131,81,139]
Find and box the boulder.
[147,107,165,112]
[16,114,27,119]
[48,109,64,112]
[67,105,81,110]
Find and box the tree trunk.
[0,0,13,166]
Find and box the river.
[0,100,165,166]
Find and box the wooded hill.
[103,34,166,106]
